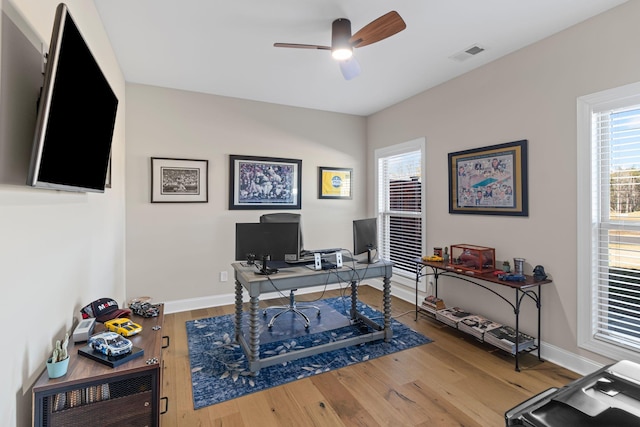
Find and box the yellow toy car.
[104,318,142,337]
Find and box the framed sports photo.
[229,155,302,210]
[448,140,528,216]
[151,157,208,203]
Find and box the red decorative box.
[450,244,495,274]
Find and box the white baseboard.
[163,283,345,314]
[538,341,604,376]
[163,278,605,376]
[164,293,236,314]
[364,278,606,376]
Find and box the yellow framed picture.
[318,166,352,199]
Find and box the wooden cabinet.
[33,305,167,427]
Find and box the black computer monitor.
[259,213,303,256]
[353,218,379,264]
[235,222,301,264]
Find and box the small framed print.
[229,155,302,210]
[151,157,208,203]
[318,166,352,199]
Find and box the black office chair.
[259,213,320,329]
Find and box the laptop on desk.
[284,255,315,265]
[285,248,343,265]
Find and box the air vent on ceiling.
[450,44,486,62]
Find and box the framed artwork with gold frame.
[448,140,528,216]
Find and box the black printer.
[505,360,640,426]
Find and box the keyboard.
[286,248,342,265]
[300,248,342,256]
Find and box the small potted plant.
[46,333,70,379]
[502,260,511,273]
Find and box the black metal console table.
[414,259,553,371]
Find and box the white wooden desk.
[232,260,393,373]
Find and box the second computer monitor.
[235,222,301,263]
[353,217,379,264]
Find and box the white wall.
[367,0,640,372]
[0,1,125,426]
[125,84,367,306]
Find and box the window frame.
[374,138,426,286]
[577,81,640,361]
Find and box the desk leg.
[350,281,358,320]
[537,285,542,361]
[383,275,392,341]
[514,289,521,372]
[234,280,243,341]
[415,264,420,321]
[249,295,260,373]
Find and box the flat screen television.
[353,217,379,264]
[27,3,118,193]
[235,222,301,266]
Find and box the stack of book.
[52,384,111,411]
[421,295,446,314]
[435,306,473,328]
[458,314,502,340]
[484,325,536,354]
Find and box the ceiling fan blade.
[350,11,406,48]
[273,43,331,50]
[339,56,361,80]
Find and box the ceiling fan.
[274,11,406,80]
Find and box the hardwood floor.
[160,285,580,426]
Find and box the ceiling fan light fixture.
[331,18,353,60]
[273,11,406,80]
[332,47,352,60]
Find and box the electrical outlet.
[220,271,228,282]
[422,278,434,294]
[418,280,427,293]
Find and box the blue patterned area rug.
[186,296,432,409]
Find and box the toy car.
[104,318,142,337]
[497,273,526,282]
[88,331,132,357]
[129,301,159,318]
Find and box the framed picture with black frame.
[151,157,208,203]
[229,155,302,210]
[318,166,352,199]
[448,139,528,216]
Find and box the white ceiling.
[93,0,627,116]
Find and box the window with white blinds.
[578,82,640,360]
[593,105,640,351]
[376,140,424,279]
